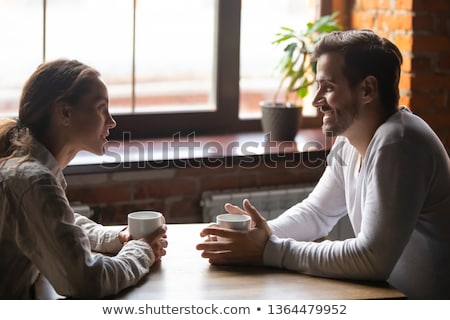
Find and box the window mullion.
[215,0,241,121]
[132,0,136,112]
[42,0,47,62]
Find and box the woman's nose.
[107,113,117,129]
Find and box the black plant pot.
[260,102,302,141]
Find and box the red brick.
[412,15,434,32]
[413,0,450,13]
[351,12,376,29]
[377,13,413,31]
[355,0,391,10]
[419,113,450,128]
[135,178,198,199]
[378,0,392,10]
[393,34,414,51]
[72,184,132,204]
[175,165,234,177]
[413,35,450,51]
[435,128,450,148]
[402,55,413,73]
[411,56,432,72]
[411,74,450,89]
[376,31,393,41]
[399,95,412,107]
[66,188,91,203]
[167,199,203,223]
[410,90,450,112]
[257,167,323,186]
[201,172,259,191]
[409,93,431,111]
[438,54,450,70]
[396,0,414,10]
[399,73,412,91]
[433,93,449,109]
[436,16,450,36]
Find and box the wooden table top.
[114,223,405,300]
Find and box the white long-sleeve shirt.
[0,140,155,299]
[265,109,450,299]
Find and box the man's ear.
[360,75,378,104]
[54,100,72,127]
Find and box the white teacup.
[128,211,163,239]
[216,213,251,231]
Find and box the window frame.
[113,0,245,139]
[110,0,331,140]
[0,0,330,140]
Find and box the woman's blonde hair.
[0,59,100,164]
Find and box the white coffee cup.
[216,213,251,231]
[128,211,163,239]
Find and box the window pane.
[240,0,317,118]
[135,0,215,113]
[0,0,43,117]
[46,0,134,113]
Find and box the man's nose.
[311,91,325,109]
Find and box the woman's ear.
[54,101,72,127]
[360,75,378,104]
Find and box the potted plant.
[261,12,342,141]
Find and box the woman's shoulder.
[1,157,56,187]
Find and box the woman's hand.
[142,225,168,261]
[118,229,131,244]
[121,216,168,261]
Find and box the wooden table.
[114,223,405,300]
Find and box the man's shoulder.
[369,109,449,170]
[375,109,442,148]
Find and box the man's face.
[312,52,360,137]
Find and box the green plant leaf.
[297,86,309,99]
[271,12,342,103]
[272,34,295,44]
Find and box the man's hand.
[196,199,271,265]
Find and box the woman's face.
[67,76,116,155]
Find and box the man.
[196,30,450,299]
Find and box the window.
[0,0,323,139]
[0,0,43,116]
[240,0,318,118]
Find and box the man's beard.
[321,101,359,137]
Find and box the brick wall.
[349,0,450,150]
[66,156,325,225]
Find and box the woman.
[0,59,168,299]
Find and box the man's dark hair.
[313,29,403,113]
